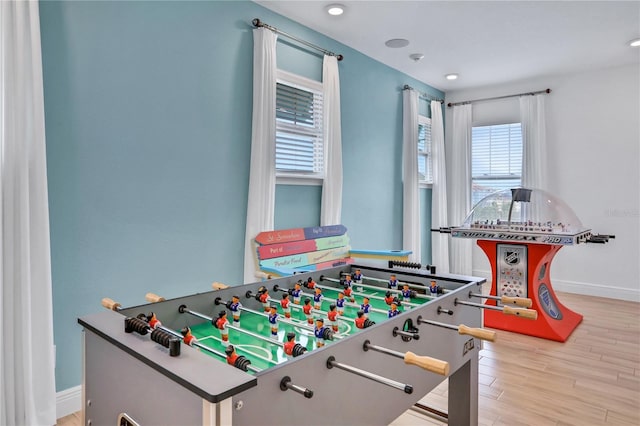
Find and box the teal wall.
[39,0,444,391]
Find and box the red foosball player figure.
[384,291,395,305]
[327,303,339,332]
[146,312,161,330]
[268,305,279,339]
[313,287,323,310]
[429,280,442,297]
[343,283,355,302]
[180,326,198,346]
[360,297,371,317]
[291,283,302,304]
[355,310,375,329]
[228,295,242,324]
[388,274,399,289]
[306,277,316,289]
[283,331,307,357]
[303,298,314,324]
[336,292,346,315]
[388,300,400,318]
[225,345,251,372]
[281,293,291,318]
[215,310,230,345]
[259,288,270,312]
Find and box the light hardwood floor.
[57,292,640,426]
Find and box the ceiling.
[254,1,640,92]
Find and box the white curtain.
[0,1,57,424]
[402,89,420,262]
[520,94,547,190]
[320,55,342,226]
[449,104,473,275]
[430,100,449,273]
[243,28,277,283]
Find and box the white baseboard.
[472,268,640,302]
[56,385,81,419]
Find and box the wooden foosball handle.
[503,305,538,320]
[101,297,121,311]
[404,351,450,376]
[212,282,229,290]
[145,293,166,303]
[501,296,533,308]
[458,324,497,342]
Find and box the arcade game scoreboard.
[436,188,614,342]
[79,264,535,425]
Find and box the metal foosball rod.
[415,316,497,342]
[272,284,388,316]
[326,356,414,394]
[454,298,538,319]
[441,289,532,308]
[320,275,432,301]
[362,340,450,376]
[339,273,427,292]
[261,294,357,325]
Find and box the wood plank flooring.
[57,292,640,426]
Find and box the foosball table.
[79,264,534,425]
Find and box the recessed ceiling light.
[385,38,410,48]
[630,38,640,47]
[445,73,459,80]
[326,4,345,16]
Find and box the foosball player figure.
[290,282,302,304]
[384,291,395,306]
[146,312,161,330]
[388,300,400,318]
[214,310,230,346]
[306,277,316,289]
[342,273,353,288]
[314,318,333,348]
[227,295,242,324]
[313,287,323,310]
[281,293,292,318]
[259,287,270,312]
[180,326,198,346]
[388,274,399,289]
[401,284,415,303]
[327,303,339,332]
[360,297,371,317]
[225,345,251,372]
[353,268,364,291]
[283,331,307,357]
[355,310,376,329]
[343,283,355,302]
[303,298,314,325]
[429,280,443,297]
[336,292,346,315]
[268,305,279,339]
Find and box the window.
[418,115,433,185]
[275,70,324,181]
[471,123,522,206]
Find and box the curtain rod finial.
[252,18,261,27]
[337,54,344,61]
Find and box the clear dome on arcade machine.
[461,188,587,235]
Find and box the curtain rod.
[447,88,551,107]
[403,85,444,103]
[252,18,343,61]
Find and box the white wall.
[444,63,640,301]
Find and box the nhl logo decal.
[504,250,520,265]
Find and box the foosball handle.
[145,293,166,303]
[503,306,538,320]
[101,297,121,311]
[501,296,533,308]
[403,351,450,376]
[457,324,497,342]
[212,282,229,291]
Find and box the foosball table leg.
[202,398,233,426]
[448,355,478,425]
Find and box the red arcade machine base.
[479,240,583,342]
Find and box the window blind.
[418,117,433,183]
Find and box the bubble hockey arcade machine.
[435,188,614,342]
